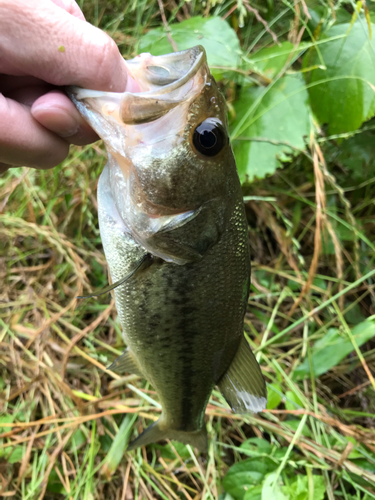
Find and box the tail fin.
[127,417,208,452]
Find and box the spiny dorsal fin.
[107,349,143,377]
[218,336,267,414]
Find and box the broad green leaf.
[351,458,375,473]
[283,420,312,438]
[329,130,375,183]
[8,446,23,464]
[154,440,190,460]
[346,437,362,459]
[344,302,367,326]
[219,494,236,500]
[138,16,241,79]
[244,485,263,500]
[223,458,278,500]
[0,415,13,433]
[246,42,298,80]
[307,6,352,31]
[101,414,136,478]
[231,75,310,182]
[294,320,375,379]
[70,429,86,451]
[262,473,288,500]
[240,437,272,456]
[47,468,66,495]
[282,474,325,500]
[345,496,370,500]
[285,390,303,411]
[99,433,113,453]
[304,21,375,134]
[273,446,293,460]
[266,384,283,410]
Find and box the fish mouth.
[67,45,207,126]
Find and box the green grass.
[2,0,375,498]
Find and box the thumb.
[0,0,128,92]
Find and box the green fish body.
[69,46,266,451]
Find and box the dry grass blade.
[288,133,325,317]
[38,430,74,500]
[157,0,177,51]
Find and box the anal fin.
[107,348,143,377]
[218,336,267,414]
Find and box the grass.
[1,0,375,498]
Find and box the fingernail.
[57,124,79,138]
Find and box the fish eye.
[192,119,226,157]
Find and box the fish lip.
[66,45,208,126]
[130,45,207,96]
[67,45,207,100]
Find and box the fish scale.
[69,45,267,451]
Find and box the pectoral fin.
[76,253,150,299]
[143,201,224,265]
[142,208,205,264]
[218,337,267,414]
[155,208,202,234]
[107,348,143,377]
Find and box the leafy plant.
[294,320,375,379]
[231,74,310,182]
[305,21,375,135]
[139,16,242,79]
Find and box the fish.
[68,45,267,452]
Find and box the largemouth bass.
[69,46,266,451]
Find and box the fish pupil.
[200,130,217,149]
[193,118,225,157]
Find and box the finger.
[5,83,53,107]
[49,0,85,20]
[0,94,69,169]
[0,0,129,91]
[31,90,99,145]
[1,77,100,145]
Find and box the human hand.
[0,0,138,173]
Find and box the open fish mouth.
[68,45,207,128]
[67,45,227,264]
